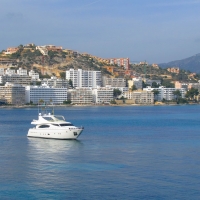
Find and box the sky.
[0,0,200,64]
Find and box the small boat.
[27,105,84,139]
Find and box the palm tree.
[152,90,159,101]
[39,99,44,105]
[173,90,181,103]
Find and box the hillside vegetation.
[0,45,111,78]
[0,44,199,83]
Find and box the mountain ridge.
[159,53,200,73]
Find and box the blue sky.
[0,0,200,63]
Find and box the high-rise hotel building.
[66,69,101,88]
[0,83,25,105]
[25,84,67,104]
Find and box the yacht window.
[52,124,60,126]
[60,123,73,126]
[39,125,50,128]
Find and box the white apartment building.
[128,77,143,89]
[29,70,40,80]
[0,68,4,75]
[143,86,186,101]
[0,74,32,85]
[92,87,113,104]
[143,78,161,86]
[41,76,68,88]
[5,68,15,75]
[0,82,25,105]
[102,76,126,87]
[17,68,27,76]
[124,91,154,104]
[68,88,93,104]
[25,84,67,104]
[66,69,101,88]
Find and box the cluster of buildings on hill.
[0,65,198,106]
[167,67,180,74]
[0,68,39,85]
[1,44,78,57]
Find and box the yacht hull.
[27,128,83,140]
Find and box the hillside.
[0,44,199,83]
[0,45,112,78]
[129,63,200,83]
[159,53,200,73]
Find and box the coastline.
[0,103,198,109]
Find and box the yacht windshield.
[54,115,65,121]
[42,116,65,122]
[60,123,73,126]
[43,116,54,121]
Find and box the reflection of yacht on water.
[27,137,83,154]
[27,105,84,139]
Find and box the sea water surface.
[0,105,200,199]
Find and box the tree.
[161,80,175,88]
[10,51,21,59]
[178,98,188,104]
[173,90,182,103]
[113,89,122,97]
[142,81,150,88]
[18,44,23,49]
[152,82,160,88]
[39,73,51,79]
[36,81,41,86]
[185,88,199,100]
[110,100,117,104]
[35,50,42,56]
[48,50,57,59]
[69,79,73,88]
[63,100,71,104]
[39,99,44,104]
[162,98,166,103]
[152,90,159,101]
[131,85,137,91]
[60,72,66,79]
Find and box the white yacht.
[27,106,84,139]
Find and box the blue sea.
[0,105,200,200]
